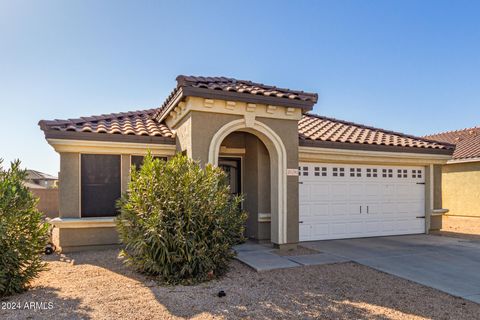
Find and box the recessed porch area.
[219,131,272,241]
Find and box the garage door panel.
[348,184,365,200]
[331,203,349,216]
[309,184,330,201]
[311,224,329,239]
[347,203,363,216]
[299,184,309,201]
[331,184,349,200]
[299,224,311,239]
[382,185,397,200]
[309,204,330,217]
[299,162,425,241]
[346,221,364,235]
[364,184,382,198]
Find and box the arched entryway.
[208,119,287,245]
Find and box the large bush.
[117,153,247,284]
[0,160,49,297]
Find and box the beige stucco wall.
[440,162,480,234]
[52,227,119,253]
[121,154,130,193]
[209,130,272,241]
[173,110,300,244]
[59,153,80,218]
[433,165,443,209]
[242,133,271,240]
[259,117,300,243]
[54,151,167,252]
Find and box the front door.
[218,157,241,196]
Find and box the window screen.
[131,155,167,171]
[81,154,121,217]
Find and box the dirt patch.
[1,249,479,319]
[272,245,319,256]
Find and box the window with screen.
[81,154,121,217]
[131,155,167,171]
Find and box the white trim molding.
[208,118,288,244]
[49,217,116,229]
[447,157,480,164]
[48,139,176,155]
[299,146,451,165]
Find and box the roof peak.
[176,75,318,99]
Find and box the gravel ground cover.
[1,248,479,320]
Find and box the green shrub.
[116,153,247,285]
[0,160,49,297]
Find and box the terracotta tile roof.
[155,75,319,120]
[178,75,318,102]
[299,114,455,153]
[39,109,174,138]
[424,127,480,160]
[40,109,454,155]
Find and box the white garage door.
[299,163,425,241]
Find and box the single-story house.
[424,127,480,234]
[26,169,58,189]
[39,75,455,252]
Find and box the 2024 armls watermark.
[2,301,54,310]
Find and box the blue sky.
[1,0,479,175]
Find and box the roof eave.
[42,130,176,145]
[447,156,480,164]
[299,139,455,156]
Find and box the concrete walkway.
[301,235,480,304]
[235,235,480,304]
[233,242,349,272]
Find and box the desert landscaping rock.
[1,249,479,320]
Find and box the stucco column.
[59,152,80,218]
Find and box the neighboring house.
[424,127,480,234]
[24,170,59,218]
[39,75,455,252]
[26,169,58,189]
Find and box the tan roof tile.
[39,109,174,139]
[299,114,454,152]
[425,126,480,160]
[154,75,319,121]
[40,110,453,154]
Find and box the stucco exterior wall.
[258,117,300,243]
[121,154,130,193]
[172,110,300,244]
[242,135,259,239]
[433,165,443,209]
[59,152,80,218]
[440,162,480,234]
[216,131,271,240]
[52,227,119,253]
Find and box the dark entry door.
[218,157,241,196]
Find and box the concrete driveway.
[301,234,480,304]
